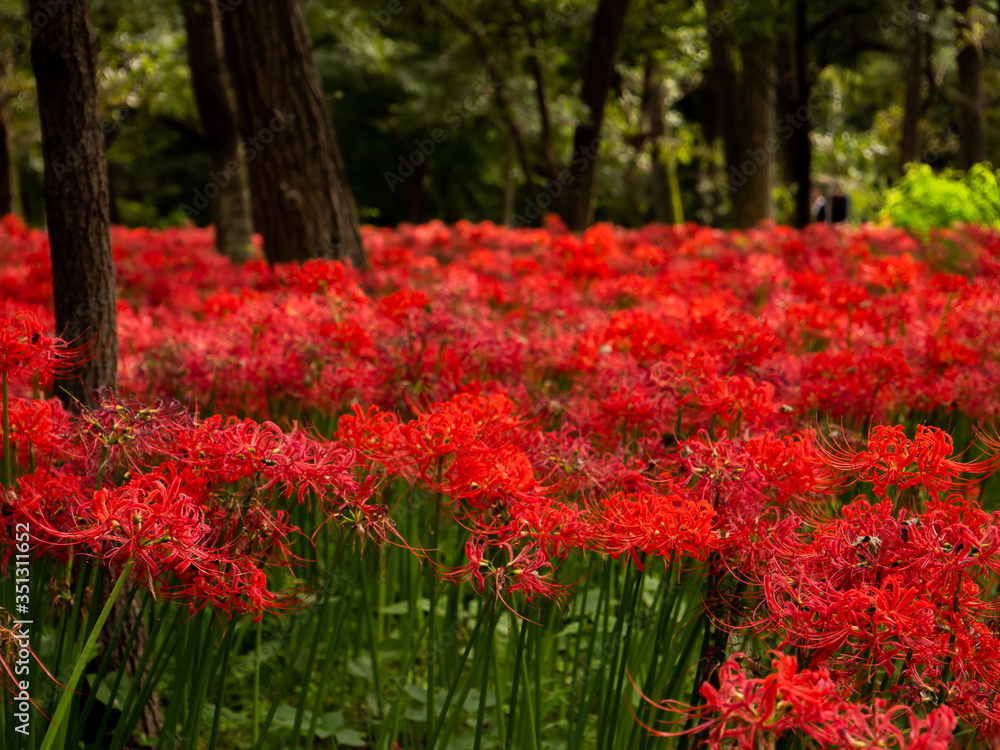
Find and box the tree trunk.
[219,0,366,268]
[637,57,675,224]
[791,0,812,228]
[0,52,17,217]
[557,0,632,231]
[180,0,254,263]
[707,0,776,228]
[775,45,797,195]
[503,131,515,226]
[706,0,743,214]
[902,0,924,164]
[732,42,776,227]
[954,0,985,169]
[0,96,15,217]
[30,0,117,409]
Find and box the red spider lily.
[745,493,1000,732]
[0,312,70,385]
[445,536,567,611]
[744,430,834,504]
[276,258,365,301]
[323,478,426,559]
[641,653,956,750]
[378,288,432,325]
[593,491,716,568]
[816,423,997,500]
[13,468,295,619]
[4,396,72,467]
[1,216,1000,741]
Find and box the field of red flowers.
[3,215,1000,748]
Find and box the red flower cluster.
[646,653,956,750]
[2,214,1000,741]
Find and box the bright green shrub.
[880,162,1000,232]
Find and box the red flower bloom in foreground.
[817,424,995,500]
[594,491,716,567]
[643,653,956,750]
[0,312,65,382]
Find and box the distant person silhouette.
[816,187,849,223]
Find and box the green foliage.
[880,163,1000,233]
[0,0,998,230]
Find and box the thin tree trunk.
[706,0,775,228]
[558,0,633,231]
[733,42,776,227]
[219,0,366,268]
[706,0,742,221]
[180,0,253,263]
[32,5,160,745]
[0,98,15,217]
[30,0,117,409]
[0,51,16,216]
[775,45,797,196]
[638,56,674,224]
[503,131,515,226]
[902,0,924,164]
[513,0,560,183]
[791,0,812,228]
[954,0,985,168]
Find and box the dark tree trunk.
[0,52,17,216]
[734,42,776,228]
[775,46,796,193]
[557,0,632,231]
[180,0,254,263]
[30,0,117,409]
[954,0,985,169]
[34,6,159,743]
[0,96,15,217]
[706,0,742,207]
[513,0,560,183]
[791,0,812,228]
[706,0,775,228]
[219,0,366,268]
[902,0,924,164]
[503,131,515,226]
[637,56,674,224]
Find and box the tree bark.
[514,0,560,183]
[0,52,17,217]
[636,56,676,224]
[954,0,985,169]
[30,0,117,409]
[180,0,254,263]
[0,98,15,217]
[706,0,776,228]
[791,0,812,228]
[557,0,632,231]
[902,0,924,164]
[734,42,776,227]
[218,0,366,268]
[503,131,515,226]
[706,0,742,207]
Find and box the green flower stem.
[2,371,10,489]
[252,619,262,745]
[208,626,238,750]
[40,561,134,750]
[427,599,490,749]
[505,613,529,749]
[596,561,643,749]
[305,590,351,750]
[101,600,172,746]
[472,608,496,750]
[358,565,384,719]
